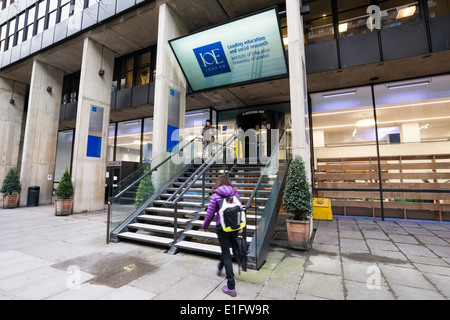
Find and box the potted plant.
[134,167,155,209]
[283,156,313,250]
[55,168,74,216]
[1,167,21,209]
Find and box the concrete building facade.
[0,0,449,221]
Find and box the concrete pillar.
[152,2,188,158]
[0,78,26,186]
[20,60,64,206]
[71,37,115,213]
[286,0,311,180]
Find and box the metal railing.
[106,136,202,243]
[245,124,292,269]
[164,134,238,243]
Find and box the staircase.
[116,163,270,256]
[108,126,292,270]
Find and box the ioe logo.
[193,41,231,78]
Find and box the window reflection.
[116,120,142,163]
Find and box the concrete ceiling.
[307,50,450,93]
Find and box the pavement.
[0,203,449,300]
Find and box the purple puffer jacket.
[202,185,242,230]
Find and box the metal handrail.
[165,134,238,205]
[245,124,291,210]
[165,134,238,244]
[106,136,201,243]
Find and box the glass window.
[378,0,420,29]
[311,86,381,218]
[135,51,151,86]
[142,118,153,163]
[374,75,450,220]
[47,10,57,28]
[73,0,84,14]
[60,1,71,21]
[116,119,142,163]
[38,1,47,19]
[54,130,74,183]
[107,123,116,162]
[338,0,373,38]
[428,0,450,17]
[304,0,334,44]
[120,56,134,89]
[0,23,6,52]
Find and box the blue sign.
[87,135,102,158]
[193,41,231,78]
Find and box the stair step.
[118,232,173,246]
[166,188,267,194]
[160,194,268,202]
[190,220,256,231]
[145,207,198,215]
[174,241,222,255]
[153,200,203,207]
[182,230,252,243]
[128,223,183,235]
[137,215,191,224]
[173,182,257,188]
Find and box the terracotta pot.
[286,217,313,250]
[55,199,73,216]
[3,195,19,209]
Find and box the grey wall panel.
[339,31,380,68]
[20,39,31,59]
[131,83,150,107]
[82,4,99,30]
[148,82,155,104]
[65,102,78,120]
[430,14,450,53]
[116,88,132,110]
[42,27,55,48]
[2,49,12,66]
[305,40,339,74]
[60,105,66,121]
[0,7,8,25]
[10,44,21,63]
[98,0,117,22]
[381,21,429,61]
[117,0,136,13]
[54,20,68,43]
[30,33,43,54]
[111,90,117,111]
[67,12,83,37]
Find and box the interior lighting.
[396,6,416,19]
[339,23,348,33]
[355,119,375,127]
[387,80,430,90]
[323,90,357,99]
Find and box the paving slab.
[0,205,449,301]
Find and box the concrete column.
[71,37,115,213]
[286,0,311,179]
[0,78,27,186]
[20,60,64,206]
[152,3,188,158]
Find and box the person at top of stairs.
[202,175,241,297]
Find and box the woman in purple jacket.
[202,175,241,297]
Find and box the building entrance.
[236,110,285,163]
